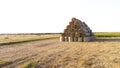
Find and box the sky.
[0,0,120,33]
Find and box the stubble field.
[0,34,59,45]
[1,35,120,68]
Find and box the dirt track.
[1,38,120,68]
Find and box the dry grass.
[1,37,120,68]
[0,34,59,44]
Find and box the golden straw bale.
[70,32,75,37]
[61,33,65,37]
[72,17,76,22]
[69,22,74,25]
[74,19,79,25]
[67,25,71,29]
[64,29,68,32]
[60,17,95,42]
[75,32,80,37]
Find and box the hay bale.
[83,37,91,42]
[60,36,65,42]
[68,37,74,42]
[64,29,66,32]
[65,37,68,42]
[74,19,79,25]
[67,25,71,29]
[74,37,78,42]
[78,37,82,42]
[60,17,95,42]
[72,18,76,22]
[85,33,90,36]
[70,32,75,38]
[61,33,65,37]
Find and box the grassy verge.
[94,32,120,37]
[0,37,59,45]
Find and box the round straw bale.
[74,37,78,42]
[83,37,91,42]
[65,33,69,37]
[64,29,68,33]
[74,19,79,25]
[68,37,74,42]
[61,33,65,37]
[78,37,82,42]
[67,25,71,29]
[60,36,65,42]
[69,22,74,25]
[75,32,80,37]
[70,28,74,32]
[78,20,82,24]
[71,25,74,28]
[85,32,90,36]
[70,32,75,37]
[72,18,76,22]
[65,37,68,42]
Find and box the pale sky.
[0,0,120,33]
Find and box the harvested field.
[1,38,120,68]
[0,34,59,45]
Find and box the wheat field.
[1,37,120,68]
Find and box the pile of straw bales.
[60,18,95,42]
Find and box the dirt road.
[1,39,120,68]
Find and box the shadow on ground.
[94,38,120,42]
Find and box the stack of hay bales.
[60,18,95,42]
